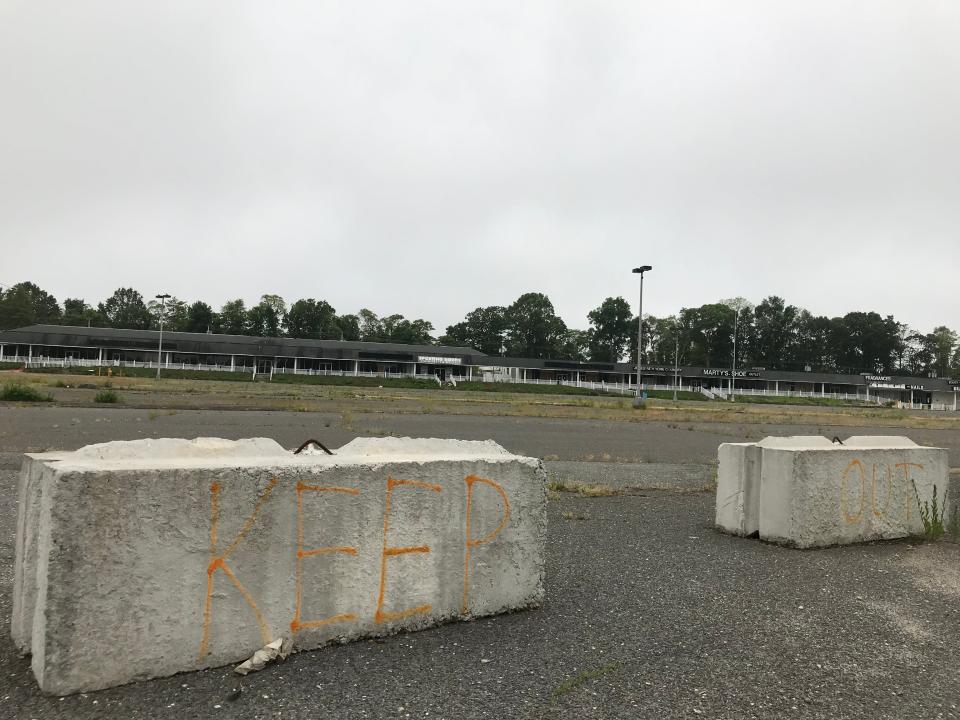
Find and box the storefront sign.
[417,355,462,366]
[701,369,760,378]
[864,375,892,382]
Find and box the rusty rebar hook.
[293,439,335,455]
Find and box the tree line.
[0,282,957,377]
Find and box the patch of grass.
[913,481,947,541]
[547,479,617,497]
[274,374,440,390]
[561,510,590,521]
[0,361,24,370]
[1,381,52,402]
[552,662,620,699]
[53,380,69,388]
[94,388,121,404]
[730,394,880,408]
[26,366,254,382]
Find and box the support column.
[775,380,779,395]
[293,357,298,374]
[353,360,359,376]
[0,344,4,361]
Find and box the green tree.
[335,314,360,341]
[676,304,736,368]
[587,297,634,362]
[441,306,507,354]
[286,299,339,339]
[558,329,591,361]
[98,288,150,329]
[147,297,187,331]
[830,312,900,373]
[751,296,798,369]
[503,292,567,358]
[247,295,285,337]
[62,298,104,327]
[358,309,384,342]
[184,301,216,333]
[0,282,62,330]
[928,326,958,378]
[217,299,248,335]
[794,311,834,371]
[905,331,937,376]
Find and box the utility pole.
[632,266,653,408]
[155,293,170,380]
[731,305,738,402]
[673,330,679,402]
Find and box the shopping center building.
[1,324,957,410]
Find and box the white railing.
[3,355,957,411]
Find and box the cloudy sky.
[1,2,958,334]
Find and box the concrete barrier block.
[758,445,949,548]
[717,436,949,548]
[12,437,546,695]
[715,443,761,536]
[715,437,833,536]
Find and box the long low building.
[1,324,958,411]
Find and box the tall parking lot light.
[155,293,170,380]
[632,266,653,408]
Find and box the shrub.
[913,481,947,541]
[94,388,121,404]
[0,382,52,402]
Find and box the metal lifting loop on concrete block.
[293,438,335,455]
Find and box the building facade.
[1,324,957,411]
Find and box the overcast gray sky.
[1,2,958,334]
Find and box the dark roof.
[2,325,956,390]
[477,355,955,390]
[0,325,481,362]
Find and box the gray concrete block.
[759,445,948,548]
[715,443,761,536]
[715,438,832,536]
[13,437,546,695]
[717,436,949,548]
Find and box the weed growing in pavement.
[341,409,354,428]
[547,479,617,497]
[94,388,121,404]
[561,511,590,521]
[1,382,52,402]
[552,663,620,699]
[913,481,947,541]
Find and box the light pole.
[673,327,680,402]
[730,304,740,402]
[155,293,170,380]
[632,265,652,408]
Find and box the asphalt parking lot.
[3,407,959,719]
